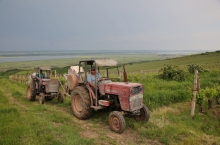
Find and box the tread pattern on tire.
[27,80,36,101]
[143,104,150,121]
[135,104,150,122]
[58,92,64,103]
[39,93,45,104]
[71,86,91,120]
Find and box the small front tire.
[58,92,64,103]
[109,111,126,134]
[39,93,45,104]
[135,104,150,122]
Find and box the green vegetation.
[158,65,187,81]
[0,51,220,144]
[0,79,93,145]
[188,64,208,74]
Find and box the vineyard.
[8,65,220,112]
[1,51,220,145]
[8,70,150,84]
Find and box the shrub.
[188,64,207,74]
[198,87,218,109]
[158,65,187,81]
[204,87,217,100]
[196,89,206,106]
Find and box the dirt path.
[3,81,161,145]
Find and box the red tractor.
[65,59,150,133]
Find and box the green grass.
[123,102,220,145]
[122,51,220,72]
[0,79,93,145]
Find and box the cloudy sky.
[0,0,220,51]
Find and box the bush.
[196,89,206,106]
[188,64,207,74]
[158,65,187,81]
[197,86,218,110]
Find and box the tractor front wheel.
[135,104,150,122]
[71,86,91,119]
[58,92,64,103]
[39,93,45,104]
[109,111,126,134]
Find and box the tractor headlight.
[130,86,142,95]
[129,94,143,101]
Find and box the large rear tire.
[71,86,91,119]
[109,111,126,134]
[26,80,36,101]
[135,104,150,122]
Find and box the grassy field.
[123,51,220,72]
[0,51,220,145]
[0,52,186,71]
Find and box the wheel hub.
[112,117,120,129]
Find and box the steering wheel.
[98,77,109,82]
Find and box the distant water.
[0,55,75,63]
[0,50,206,63]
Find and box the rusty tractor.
[26,67,64,104]
[64,59,150,133]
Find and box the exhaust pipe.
[123,64,128,82]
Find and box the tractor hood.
[106,82,142,87]
[99,82,143,96]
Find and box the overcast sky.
[0,0,220,51]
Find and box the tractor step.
[98,100,110,106]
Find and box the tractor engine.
[99,81,144,113]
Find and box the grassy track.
[0,79,93,145]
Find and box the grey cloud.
[0,0,220,51]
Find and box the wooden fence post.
[191,70,199,118]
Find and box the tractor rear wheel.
[26,80,36,101]
[39,93,45,104]
[58,92,64,103]
[109,111,126,134]
[71,86,91,119]
[135,104,150,122]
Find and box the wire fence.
[8,70,156,84]
[9,73,64,84]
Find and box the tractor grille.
[47,80,59,93]
[129,94,143,111]
[130,86,142,95]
